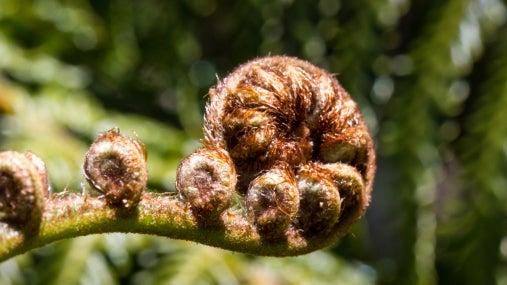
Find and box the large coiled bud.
[177,55,375,240]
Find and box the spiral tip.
[176,147,237,219]
[246,162,299,238]
[83,128,148,210]
[0,151,49,231]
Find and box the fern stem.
[0,191,341,261]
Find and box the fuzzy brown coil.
[0,151,49,230]
[177,55,375,239]
[84,128,148,210]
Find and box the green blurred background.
[1,0,507,284]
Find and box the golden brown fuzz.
[84,128,148,210]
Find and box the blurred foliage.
[1,0,507,284]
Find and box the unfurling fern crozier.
[177,55,376,244]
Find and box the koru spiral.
[177,55,375,239]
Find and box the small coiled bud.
[84,128,147,210]
[0,151,49,230]
[177,147,236,218]
[246,163,299,237]
[296,163,341,236]
[317,162,367,231]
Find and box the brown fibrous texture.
[84,128,148,210]
[177,55,376,240]
[0,151,49,230]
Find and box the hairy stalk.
[0,192,349,261]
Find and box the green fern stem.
[0,192,344,261]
